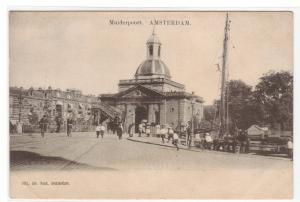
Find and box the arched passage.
[135,106,148,133]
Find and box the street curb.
[127,137,188,151]
[127,137,292,161]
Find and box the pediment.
[122,89,148,98]
[116,85,164,98]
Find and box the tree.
[226,80,257,130]
[204,105,216,123]
[253,71,293,130]
[198,120,212,132]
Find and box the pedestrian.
[100,123,105,138]
[39,115,47,138]
[155,124,161,137]
[167,126,174,143]
[173,132,180,151]
[96,124,101,138]
[138,123,143,137]
[160,125,167,144]
[67,118,73,137]
[245,133,250,153]
[128,123,135,137]
[117,123,123,140]
[145,124,151,137]
[55,116,62,133]
[194,131,202,149]
[223,133,230,152]
[213,136,220,151]
[287,138,293,160]
[205,132,213,150]
[186,124,192,148]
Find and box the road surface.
[10,132,292,171]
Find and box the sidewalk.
[127,135,292,161]
[128,135,190,150]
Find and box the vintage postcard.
[9,11,293,199]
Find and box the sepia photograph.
[9,11,293,199]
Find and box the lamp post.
[189,97,196,149]
[17,87,24,133]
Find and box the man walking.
[55,116,62,133]
[67,118,73,137]
[39,115,47,138]
[117,123,123,140]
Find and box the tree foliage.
[226,80,255,129]
[214,71,293,131]
[253,71,293,130]
[204,105,216,123]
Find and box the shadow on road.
[252,151,291,159]
[10,151,116,171]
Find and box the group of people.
[134,122,253,153]
[39,115,75,138]
[136,123,180,150]
[194,131,250,153]
[39,115,124,140]
[98,122,124,140]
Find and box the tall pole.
[18,88,23,123]
[220,13,230,137]
[190,100,195,149]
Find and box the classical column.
[159,99,167,125]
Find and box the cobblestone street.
[9,132,293,199]
[10,132,292,171]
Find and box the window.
[170,107,174,112]
[149,45,153,56]
[158,46,161,56]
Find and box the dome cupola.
[135,30,171,79]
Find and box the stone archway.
[135,106,148,133]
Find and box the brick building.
[9,86,119,133]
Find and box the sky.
[9,11,293,104]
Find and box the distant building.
[9,86,119,133]
[100,31,204,133]
[247,125,270,139]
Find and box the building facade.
[100,31,204,133]
[9,87,119,133]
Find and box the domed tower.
[118,30,185,92]
[135,30,171,79]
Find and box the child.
[173,132,179,151]
[100,124,105,138]
[96,124,101,138]
[167,126,174,143]
[160,125,167,144]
